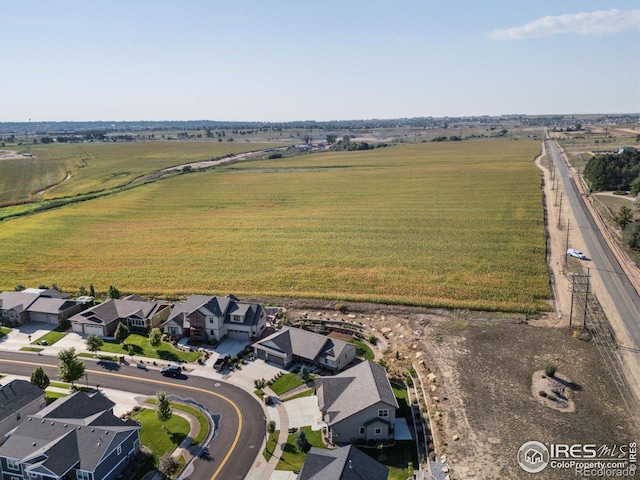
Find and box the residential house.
[161,294,266,343]
[26,298,86,327]
[253,326,356,373]
[0,289,82,326]
[69,295,171,336]
[0,292,41,325]
[0,391,140,480]
[298,445,389,480]
[316,361,398,444]
[0,380,47,443]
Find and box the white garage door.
[84,325,105,336]
[72,323,84,334]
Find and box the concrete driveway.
[282,396,324,431]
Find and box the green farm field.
[0,139,550,312]
[0,141,279,205]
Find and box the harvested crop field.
[0,139,549,311]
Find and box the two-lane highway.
[0,352,265,480]
[547,139,640,341]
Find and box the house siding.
[93,431,140,480]
[328,402,396,444]
[0,457,24,480]
[0,396,46,441]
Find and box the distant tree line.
[583,150,640,192]
[330,135,390,151]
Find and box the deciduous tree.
[149,328,163,351]
[30,367,50,389]
[86,334,103,357]
[57,348,85,387]
[156,391,173,428]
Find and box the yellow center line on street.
[1,358,242,480]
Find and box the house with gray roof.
[161,294,266,343]
[0,292,41,325]
[0,391,140,480]
[317,361,398,444]
[69,295,171,337]
[0,289,86,326]
[26,297,86,327]
[253,326,356,373]
[0,380,46,443]
[298,445,389,480]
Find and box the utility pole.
[557,193,563,226]
[569,273,575,328]
[583,268,590,329]
[565,218,570,266]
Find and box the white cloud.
[488,9,640,40]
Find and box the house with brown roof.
[253,326,356,372]
[161,294,266,343]
[69,295,171,337]
[317,361,398,444]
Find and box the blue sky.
[0,0,638,122]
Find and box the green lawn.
[353,339,375,361]
[0,326,11,338]
[131,408,190,462]
[79,352,119,361]
[145,399,209,445]
[20,346,43,352]
[283,389,316,402]
[392,384,411,418]
[361,441,418,480]
[32,330,67,346]
[275,426,326,471]
[270,373,305,396]
[99,334,201,362]
[44,391,68,404]
[263,431,280,461]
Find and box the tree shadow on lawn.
[158,350,179,362]
[168,431,187,446]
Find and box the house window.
[208,317,213,324]
[29,473,40,479]
[359,427,365,435]
[117,445,122,455]
[7,458,20,471]
[231,315,243,323]
[378,409,389,417]
[11,476,21,480]
[374,428,382,435]
[77,471,91,480]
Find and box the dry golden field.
[0,139,549,312]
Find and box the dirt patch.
[531,370,575,412]
[0,150,26,160]
[277,302,637,479]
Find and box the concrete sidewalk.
[0,324,301,480]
